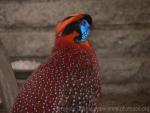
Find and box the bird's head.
[55,14,93,47]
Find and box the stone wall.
[0,0,150,95]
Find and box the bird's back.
[12,45,100,113]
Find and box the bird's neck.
[54,31,91,50]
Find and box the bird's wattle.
[74,19,91,43]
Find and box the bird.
[12,13,101,113]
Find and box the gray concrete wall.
[0,0,150,95]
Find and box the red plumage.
[12,14,101,113]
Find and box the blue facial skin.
[75,19,91,43]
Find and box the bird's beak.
[91,24,96,30]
